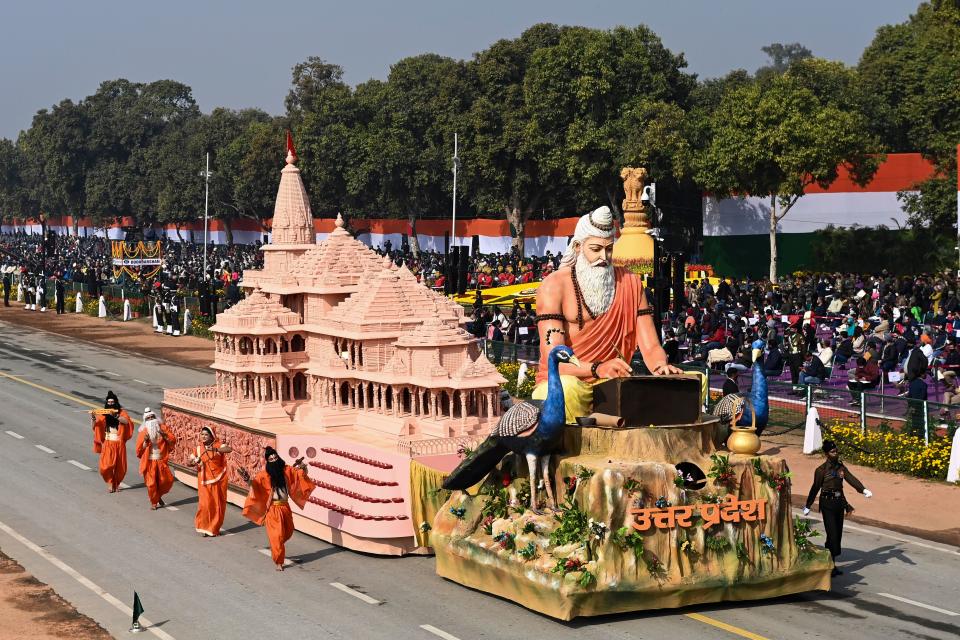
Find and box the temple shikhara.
[162,145,504,554]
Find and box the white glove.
[802,507,811,516]
[863,489,873,498]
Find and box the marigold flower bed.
[822,419,953,481]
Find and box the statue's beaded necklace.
[569,266,597,330]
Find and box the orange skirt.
[143,460,174,505]
[98,440,127,489]
[265,502,294,565]
[195,475,228,536]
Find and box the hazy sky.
[1,0,919,140]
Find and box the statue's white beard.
[575,253,615,316]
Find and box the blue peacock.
[442,345,577,512]
[712,360,770,443]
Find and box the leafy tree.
[347,54,474,255]
[524,25,695,226]
[858,1,960,247]
[286,58,358,214]
[857,0,960,160]
[897,175,958,268]
[16,99,90,229]
[190,108,280,244]
[695,63,881,281]
[756,42,813,78]
[460,24,568,252]
[83,79,199,227]
[0,138,34,220]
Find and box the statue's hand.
[651,363,684,375]
[596,359,633,379]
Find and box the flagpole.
[451,133,459,248]
[201,153,212,281]
[129,591,144,633]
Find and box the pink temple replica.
[162,147,505,555]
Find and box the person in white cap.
[533,206,682,422]
[135,408,177,510]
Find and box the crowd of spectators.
[0,231,263,300]
[374,240,560,289]
[670,272,960,412]
[7,229,960,412]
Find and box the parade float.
[162,144,504,555]
[429,374,832,620]
[162,143,830,618]
[428,167,830,620]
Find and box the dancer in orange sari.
[239,447,314,571]
[135,408,177,510]
[91,391,134,493]
[189,425,232,537]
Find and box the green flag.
[132,591,144,626]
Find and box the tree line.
[0,1,956,278]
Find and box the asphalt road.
[0,318,958,640]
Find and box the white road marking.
[105,371,120,377]
[5,430,24,439]
[119,482,131,489]
[258,548,293,567]
[165,506,179,511]
[81,364,96,370]
[0,519,176,640]
[876,593,958,616]
[795,509,960,556]
[329,581,380,604]
[38,352,53,357]
[420,624,462,640]
[34,444,55,454]
[61,359,73,363]
[67,460,91,471]
[134,379,150,385]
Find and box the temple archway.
[293,373,308,400]
[453,392,462,418]
[440,391,451,417]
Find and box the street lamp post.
[451,133,460,248]
[199,153,213,280]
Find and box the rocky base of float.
[430,423,832,620]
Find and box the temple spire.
[271,132,314,245]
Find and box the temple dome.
[396,317,473,348]
[324,268,459,330]
[289,214,383,285]
[211,289,300,334]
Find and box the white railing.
[164,386,218,413]
[397,435,483,458]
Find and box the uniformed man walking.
[2,268,10,306]
[804,440,873,576]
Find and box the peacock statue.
[711,359,769,444]
[442,345,578,512]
